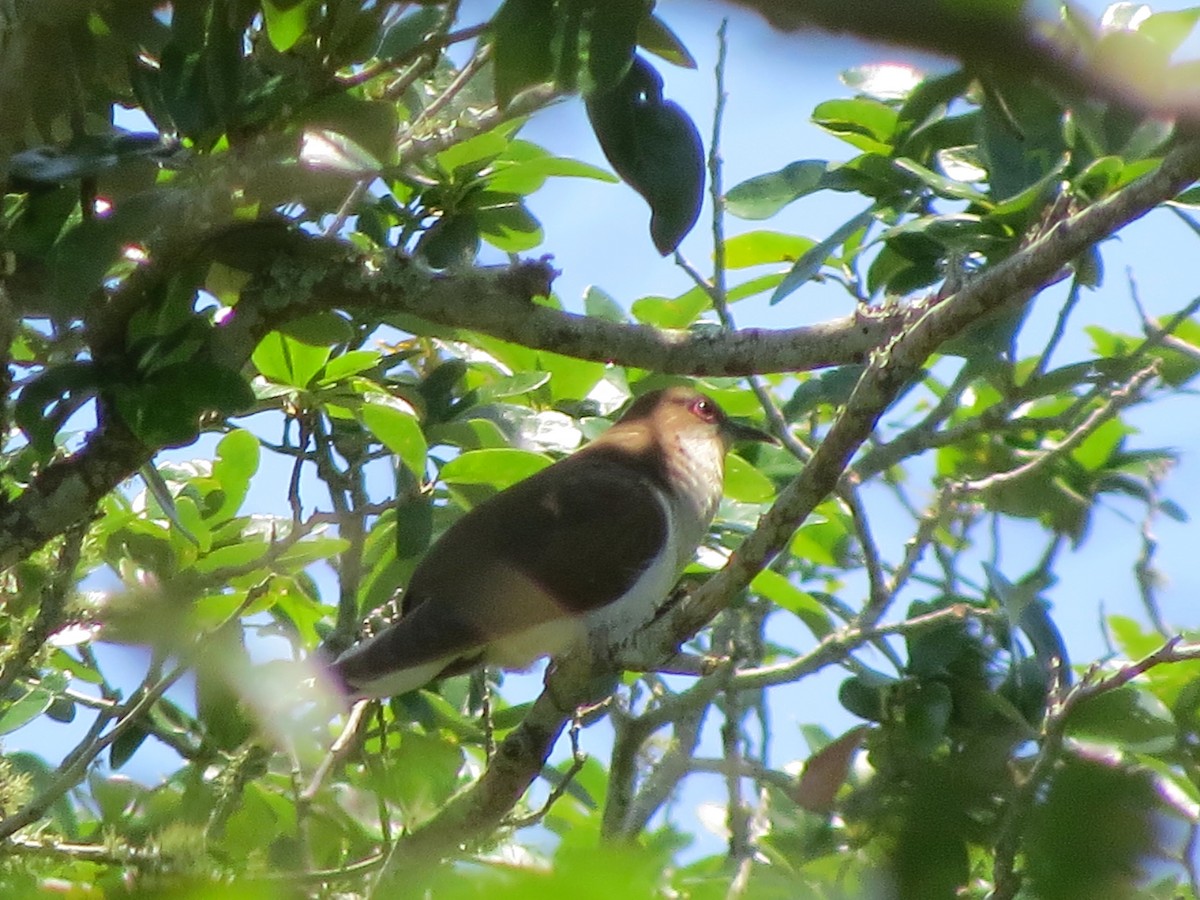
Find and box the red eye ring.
[691,396,718,423]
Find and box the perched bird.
[331,386,775,699]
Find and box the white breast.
[583,485,682,645]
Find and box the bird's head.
[619,386,777,452]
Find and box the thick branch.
[724,0,1200,129]
[369,136,1200,879]
[219,252,895,377]
[663,135,1200,641]
[0,418,150,571]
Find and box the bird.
[330,386,776,700]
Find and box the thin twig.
[0,521,87,700]
[503,721,587,829]
[0,583,271,842]
[988,637,1200,900]
[301,699,372,803]
[958,363,1157,495]
[338,22,486,89]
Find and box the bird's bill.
[724,419,778,445]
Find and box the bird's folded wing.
[334,455,671,687]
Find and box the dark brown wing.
[334,450,669,690]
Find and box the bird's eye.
[691,397,718,422]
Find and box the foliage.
[0,1,1199,898]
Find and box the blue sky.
[9,0,1200,860]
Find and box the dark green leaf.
[416,214,482,268]
[584,0,646,92]
[117,361,255,448]
[978,79,1067,201]
[725,160,831,220]
[493,0,558,106]
[476,201,544,252]
[395,468,433,560]
[586,55,704,254]
[1064,685,1176,751]
[14,362,99,456]
[771,205,877,304]
[1026,758,1161,900]
[839,675,891,722]
[109,721,150,770]
[377,7,442,60]
[0,687,53,735]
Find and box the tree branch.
[722,0,1200,129]
[305,137,1200,880]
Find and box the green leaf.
[107,724,149,772]
[396,466,433,560]
[583,285,628,323]
[901,680,952,757]
[0,687,53,735]
[771,206,878,304]
[586,55,704,254]
[842,62,925,102]
[785,366,864,417]
[210,429,260,521]
[299,129,383,176]
[278,312,355,346]
[839,675,891,722]
[360,399,427,477]
[262,0,315,52]
[484,142,618,195]
[751,569,832,638]
[274,536,351,568]
[723,231,817,269]
[725,160,832,220]
[790,518,846,568]
[14,361,100,456]
[381,730,465,819]
[117,362,255,448]
[493,0,558,106]
[979,80,1068,201]
[439,448,552,493]
[377,7,442,60]
[1070,416,1130,471]
[892,157,991,203]
[435,126,516,176]
[473,371,552,403]
[416,213,481,268]
[539,352,605,402]
[476,201,544,252]
[723,454,775,503]
[317,350,380,386]
[429,418,511,450]
[585,0,646,92]
[630,289,708,328]
[252,331,333,389]
[1064,685,1177,752]
[9,752,79,837]
[812,98,898,153]
[636,13,696,68]
[1025,758,1161,900]
[1138,7,1200,57]
[192,541,269,575]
